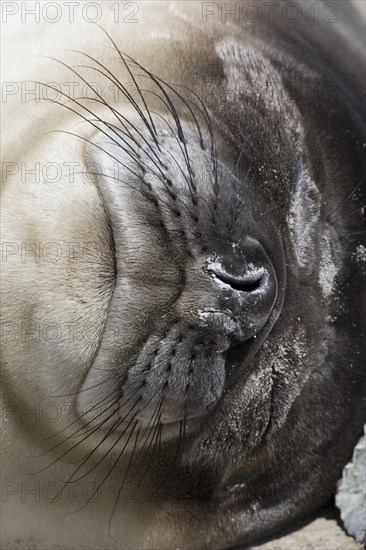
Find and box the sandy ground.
[249,506,363,550]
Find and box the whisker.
[95,24,158,142]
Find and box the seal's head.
[78,109,285,440]
[1,11,365,549]
[69,40,365,524]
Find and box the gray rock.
[336,426,366,545]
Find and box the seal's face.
[77,113,285,442]
[62,32,364,505]
[2,4,365,548]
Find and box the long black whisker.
[147,104,216,222]
[94,24,158,141]
[67,419,139,515]
[124,399,164,497]
[169,81,218,203]
[121,53,196,195]
[44,129,169,207]
[31,394,122,468]
[35,86,170,197]
[40,388,119,443]
[108,427,140,535]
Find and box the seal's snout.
[211,267,274,342]
[207,238,278,343]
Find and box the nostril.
[211,269,265,293]
[217,273,263,293]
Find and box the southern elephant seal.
[1,1,365,548]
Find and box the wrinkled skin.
[1,1,365,549]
